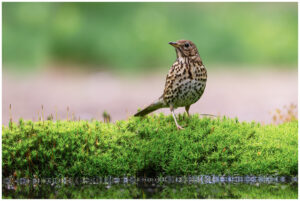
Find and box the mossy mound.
[2,114,298,178]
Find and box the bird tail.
[134,98,165,117]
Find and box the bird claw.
[177,125,184,130]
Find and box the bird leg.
[170,106,183,130]
[185,105,190,117]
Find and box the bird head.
[169,40,199,58]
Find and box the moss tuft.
[2,114,298,178]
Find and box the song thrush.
[134,40,207,129]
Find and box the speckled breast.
[171,78,206,108]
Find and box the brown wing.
[162,60,181,104]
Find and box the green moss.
[2,114,298,177]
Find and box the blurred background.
[2,2,298,125]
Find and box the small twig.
[67,106,69,121]
[38,111,41,121]
[41,105,44,122]
[9,104,12,123]
[199,114,218,118]
[55,106,58,121]
[9,104,13,129]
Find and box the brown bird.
[134,40,207,129]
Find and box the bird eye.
[184,43,190,48]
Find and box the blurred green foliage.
[3,2,297,72]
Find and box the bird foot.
[177,125,184,130]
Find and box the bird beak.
[169,42,179,48]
